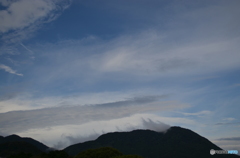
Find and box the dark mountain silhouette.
[0,136,3,141]
[0,134,49,152]
[74,147,143,158]
[0,141,42,157]
[64,126,239,158]
[75,147,123,158]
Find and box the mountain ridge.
[0,134,49,152]
[0,127,239,158]
[64,126,239,158]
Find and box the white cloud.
[0,0,71,43]
[0,0,52,33]
[0,64,23,76]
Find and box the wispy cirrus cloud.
[214,122,240,126]
[0,64,23,76]
[223,118,236,121]
[232,84,240,87]
[180,110,211,116]
[35,31,240,82]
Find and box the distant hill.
[0,134,49,152]
[0,141,42,157]
[64,126,239,158]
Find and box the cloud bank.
[18,113,193,149]
[0,95,189,134]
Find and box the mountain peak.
[64,127,239,158]
[5,134,21,139]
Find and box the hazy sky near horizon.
[0,0,240,150]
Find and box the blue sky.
[0,0,240,150]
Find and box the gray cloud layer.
[0,95,186,134]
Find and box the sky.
[0,0,240,151]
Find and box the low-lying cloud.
[16,113,195,149]
[53,117,171,149]
[141,118,170,132]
